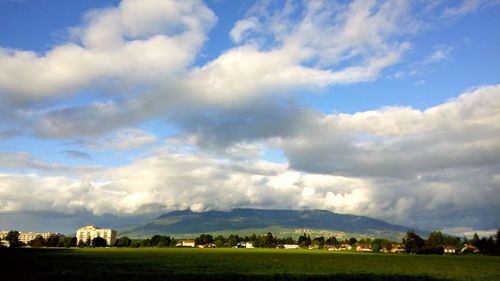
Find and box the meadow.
[1,247,499,281]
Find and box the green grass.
[1,248,499,281]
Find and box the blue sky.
[0,0,499,236]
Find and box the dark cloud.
[61,150,93,160]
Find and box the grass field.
[1,248,499,281]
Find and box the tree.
[298,233,311,248]
[371,239,389,252]
[29,235,46,248]
[196,234,214,246]
[77,239,86,248]
[59,237,77,248]
[5,230,22,248]
[116,236,132,247]
[496,228,500,254]
[348,237,358,245]
[227,234,240,248]
[46,234,60,247]
[423,231,445,254]
[403,230,425,254]
[472,233,480,247]
[140,238,152,247]
[263,232,276,248]
[91,237,107,247]
[311,237,325,249]
[214,235,226,248]
[130,240,141,248]
[326,236,339,247]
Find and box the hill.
[118,208,421,240]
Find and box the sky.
[0,0,499,237]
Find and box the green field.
[1,248,499,281]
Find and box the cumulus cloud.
[1,85,499,231]
[279,85,500,178]
[1,0,422,139]
[0,0,215,104]
[187,0,414,105]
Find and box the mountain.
[118,208,422,240]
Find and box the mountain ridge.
[119,208,425,240]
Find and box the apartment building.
[76,225,116,246]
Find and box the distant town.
[1,225,499,255]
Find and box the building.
[444,246,456,254]
[76,225,116,246]
[176,240,196,247]
[18,232,57,244]
[284,244,300,249]
[356,245,372,252]
[1,230,60,245]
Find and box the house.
[356,245,372,252]
[444,246,456,254]
[284,244,300,249]
[461,243,480,254]
[235,242,254,248]
[176,240,196,247]
[327,246,338,251]
[390,245,405,253]
[339,244,352,251]
[1,240,9,247]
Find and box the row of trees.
[3,228,499,255]
[403,229,500,255]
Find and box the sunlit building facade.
[76,225,116,246]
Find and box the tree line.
[2,228,499,255]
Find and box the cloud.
[230,17,259,43]
[423,45,453,64]
[1,85,499,231]
[0,152,98,175]
[0,1,498,233]
[62,150,93,160]
[0,0,216,104]
[441,0,492,18]
[1,0,423,139]
[0,144,498,231]
[187,0,414,105]
[83,128,158,151]
[280,85,500,178]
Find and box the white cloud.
[423,45,453,64]
[1,85,499,231]
[186,0,415,105]
[230,17,259,43]
[0,0,420,139]
[279,85,500,178]
[0,0,216,103]
[84,128,158,151]
[441,0,490,18]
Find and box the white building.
[1,230,59,244]
[284,244,300,249]
[18,232,56,244]
[176,240,196,247]
[76,225,116,246]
